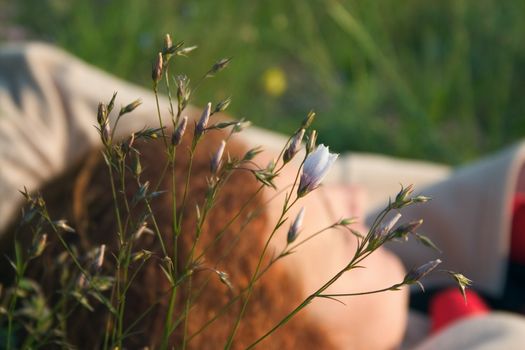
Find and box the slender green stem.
[107,155,124,244]
[246,264,351,349]
[153,86,168,149]
[143,197,168,257]
[6,260,28,350]
[224,196,298,349]
[160,150,179,349]
[224,150,307,349]
[195,185,264,262]
[318,283,403,298]
[246,200,396,348]
[287,224,337,252]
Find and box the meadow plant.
[0,34,470,349]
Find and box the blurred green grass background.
[6,0,525,164]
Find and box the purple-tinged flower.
[297,144,338,196]
[152,52,163,83]
[97,102,108,126]
[283,128,305,163]
[172,116,188,146]
[404,259,442,291]
[287,207,305,243]
[373,213,402,240]
[195,102,211,137]
[210,140,226,174]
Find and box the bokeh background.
[2,0,525,164]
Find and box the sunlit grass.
[11,0,525,164]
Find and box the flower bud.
[447,271,472,303]
[30,233,47,259]
[404,259,442,288]
[97,103,108,126]
[132,153,142,177]
[287,207,305,244]
[306,129,317,154]
[176,45,198,56]
[413,195,431,203]
[152,52,163,83]
[393,184,414,208]
[171,116,188,146]
[391,219,423,240]
[213,97,232,114]
[54,219,75,233]
[206,58,232,78]
[107,92,117,113]
[338,217,356,226]
[133,222,154,240]
[195,103,211,137]
[176,75,189,104]
[164,33,173,51]
[120,99,142,115]
[102,121,111,144]
[301,110,315,129]
[283,129,305,163]
[374,213,402,240]
[232,119,251,134]
[210,140,226,175]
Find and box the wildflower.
[283,129,305,164]
[262,66,287,97]
[287,207,305,244]
[210,140,226,175]
[195,102,211,137]
[298,144,338,197]
[171,116,188,146]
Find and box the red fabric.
[511,193,525,264]
[429,288,490,334]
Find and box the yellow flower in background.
[262,67,287,97]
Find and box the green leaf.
[414,233,442,253]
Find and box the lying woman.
[0,43,407,349]
[4,125,399,349]
[2,42,525,349]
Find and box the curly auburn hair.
[1,129,334,349]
